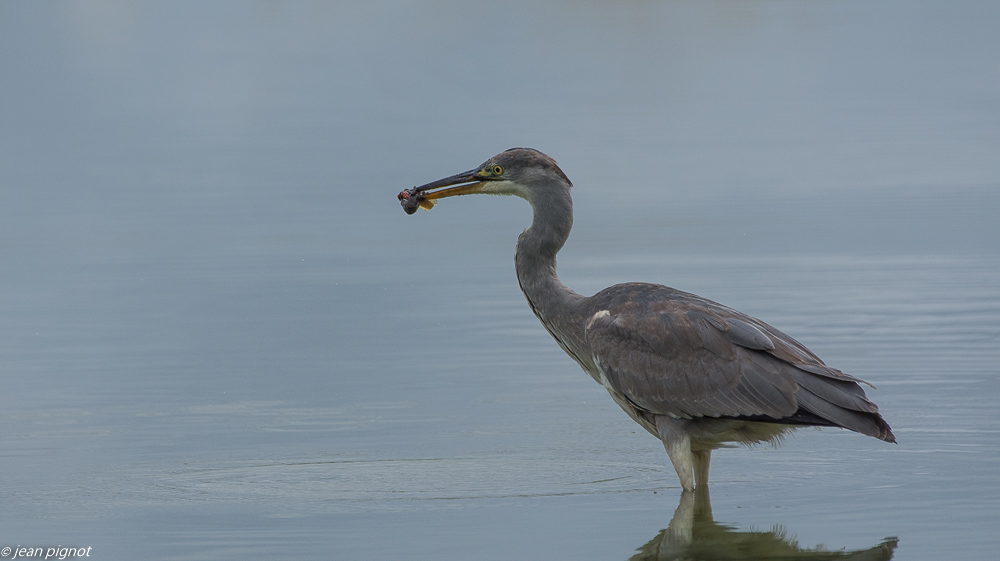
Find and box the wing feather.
[584,283,895,442]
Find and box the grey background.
[2,1,998,559]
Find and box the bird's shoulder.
[585,282,821,366]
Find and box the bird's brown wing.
[584,284,894,441]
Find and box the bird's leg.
[655,416,695,491]
[693,449,711,489]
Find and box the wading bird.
[397,148,894,491]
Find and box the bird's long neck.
[515,192,592,369]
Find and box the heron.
[397,148,895,491]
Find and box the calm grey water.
[2,1,999,560]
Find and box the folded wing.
[584,284,895,442]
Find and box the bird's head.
[398,148,572,214]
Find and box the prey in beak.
[397,169,491,215]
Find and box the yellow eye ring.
[492,165,503,176]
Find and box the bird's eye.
[492,165,503,175]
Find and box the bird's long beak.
[398,169,486,214]
[418,170,485,200]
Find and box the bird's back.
[580,282,895,445]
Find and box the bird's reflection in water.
[630,489,897,561]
